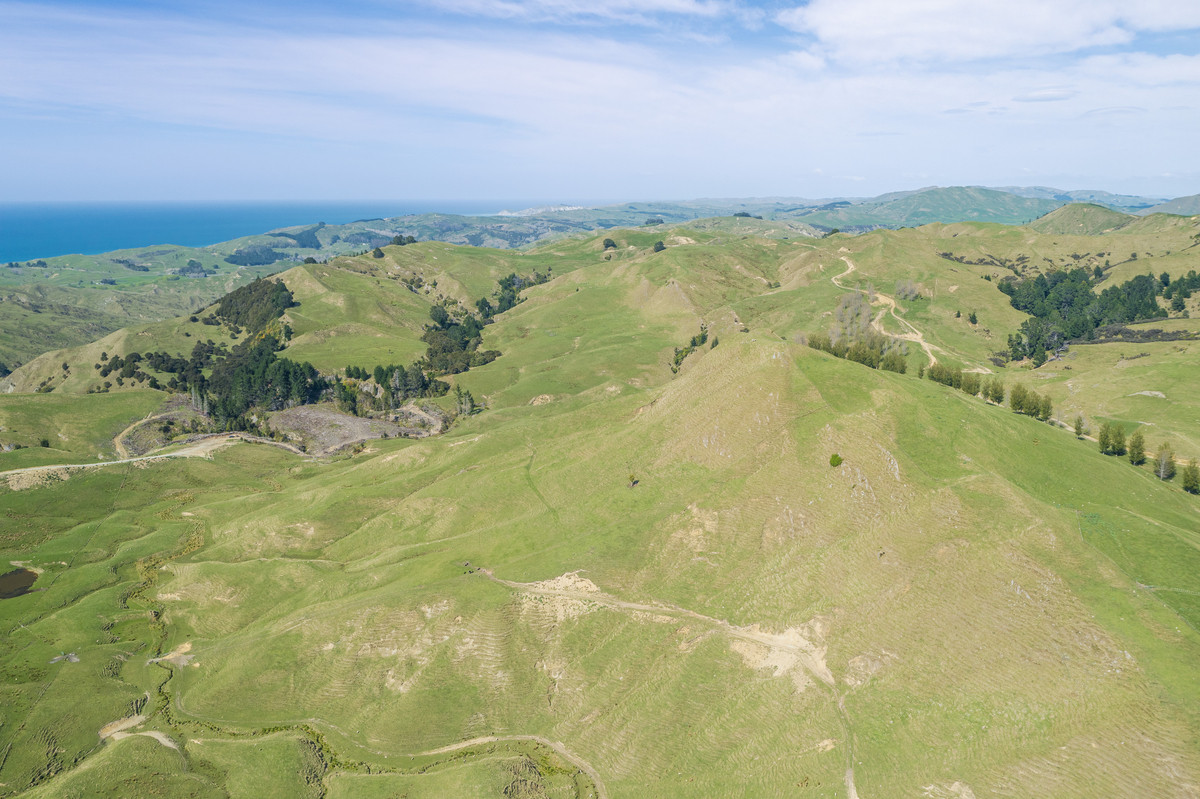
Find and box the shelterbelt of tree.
[3,215,1200,798]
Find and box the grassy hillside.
[1028,203,1134,235]
[0,262,283,368]
[4,219,1200,797]
[1142,193,1200,216]
[0,390,164,467]
[7,186,1193,368]
[795,187,1064,229]
[4,336,1200,797]
[994,186,1165,211]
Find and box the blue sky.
[2,0,1199,202]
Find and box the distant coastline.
[0,200,573,262]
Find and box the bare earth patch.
[99,714,146,740]
[108,730,180,751]
[268,403,442,454]
[728,621,833,691]
[1130,390,1167,398]
[148,641,194,667]
[923,781,978,799]
[518,572,602,622]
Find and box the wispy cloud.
[0,0,1199,199]
[776,0,1200,64]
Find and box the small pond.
[0,568,38,599]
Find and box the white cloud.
[2,1,1200,199]
[776,0,1200,64]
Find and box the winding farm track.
[831,255,943,368]
[0,433,305,480]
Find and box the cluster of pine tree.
[1098,422,1131,457]
[212,278,296,331]
[999,269,1181,364]
[1160,270,1200,299]
[423,306,501,375]
[926,365,1015,406]
[128,335,324,427]
[205,336,325,422]
[225,245,285,266]
[920,363,1054,421]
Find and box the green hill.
[1140,193,1200,216]
[994,185,1165,211]
[7,186,1196,369]
[3,219,1200,797]
[795,186,1064,229]
[1027,203,1134,235]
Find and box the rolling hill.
[1026,203,1135,235]
[3,213,1200,797]
[1141,193,1200,217]
[7,185,1200,371]
[790,186,1064,230]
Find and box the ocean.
[0,200,545,263]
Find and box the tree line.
[1092,420,1199,491]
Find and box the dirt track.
[0,433,303,480]
[832,256,945,368]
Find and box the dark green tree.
[1074,415,1085,439]
[1037,394,1053,422]
[1128,429,1146,465]
[1098,422,1112,454]
[1182,460,1200,494]
[1009,383,1030,414]
[1110,425,1126,456]
[454,384,477,416]
[652,241,666,253]
[986,378,1005,405]
[880,351,906,373]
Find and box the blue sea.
[0,200,553,263]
